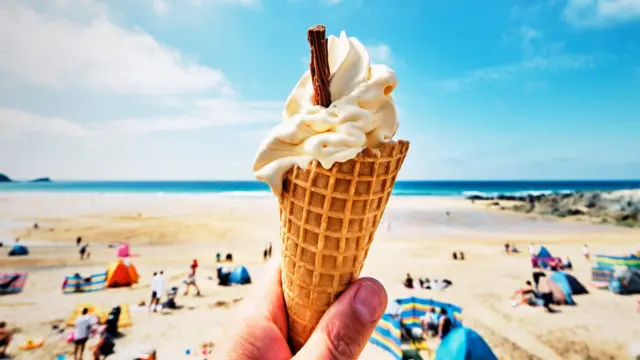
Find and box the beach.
[1,192,639,359]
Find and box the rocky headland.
[0,173,51,183]
[468,189,640,228]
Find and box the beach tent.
[536,246,552,258]
[117,244,130,258]
[546,277,567,305]
[8,244,28,256]
[63,271,107,294]
[549,271,587,305]
[229,266,252,285]
[66,304,108,327]
[434,327,498,360]
[620,269,640,294]
[369,313,402,360]
[106,260,139,288]
[0,272,27,295]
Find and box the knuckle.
[323,320,361,360]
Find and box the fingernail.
[354,281,385,323]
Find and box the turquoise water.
[0,180,638,197]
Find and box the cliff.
[0,173,11,182]
[469,189,640,228]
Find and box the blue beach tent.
[549,271,587,305]
[536,246,552,258]
[229,266,251,285]
[8,244,29,256]
[435,327,498,360]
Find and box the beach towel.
[63,272,107,294]
[0,272,27,295]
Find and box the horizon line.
[3,179,640,182]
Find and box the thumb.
[294,278,387,360]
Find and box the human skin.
[212,259,387,360]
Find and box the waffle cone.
[278,139,410,352]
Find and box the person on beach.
[91,326,114,360]
[0,322,12,357]
[76,236,82,246]
[212,259,387,359]
[511,281,535,306]
[504,242,510,254]
[528,243,535,257]
[263,248,268,261]
[184,260,201,296]
[150,272,159,312]
[563,256,573,270]
[421,307,440,337]
[536,276,555,313]
[511,243,519,253]
[74,308,96,360]
[583,244,590,260]
[268,242,273,259]
[79,244,89,260]
[437,307,452,339]
[404,273,414,289]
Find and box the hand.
[212,259,387,360]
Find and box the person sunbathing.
[511,281,535,306]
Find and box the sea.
[0,180,639,197]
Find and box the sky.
[0,0,639,181]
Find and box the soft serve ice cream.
[253,31,399,194]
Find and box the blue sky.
[0,0,639,180]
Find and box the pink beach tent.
[117,244,139,258]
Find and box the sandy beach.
[1,193,639,359]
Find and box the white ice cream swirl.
[253,31,399,195]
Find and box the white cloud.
[0,98,282,137]
[366,44,394,65]
[0,1,232,96]
[0,108,88,139]
[102,99,281,132]
[153,0,169,15]
[564,0,640,27]
[431,26,608,91]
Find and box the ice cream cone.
[278,139,409,352]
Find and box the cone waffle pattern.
[278,140,410,352]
